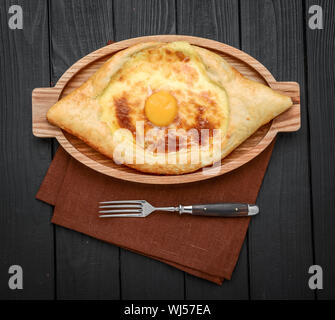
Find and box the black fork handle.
[190,203,258,217]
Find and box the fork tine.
[99,200,143,204]
[99,204,142,209]
[98,209,142,214]
[99,213,143,218]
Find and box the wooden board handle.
[272,81,300,105]
[271,81,301,132]
[32,87,61,137]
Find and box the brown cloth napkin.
[36,141,274,284]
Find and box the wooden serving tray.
[32,35,300,184]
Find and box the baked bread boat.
[46,41,293,175]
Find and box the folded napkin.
[36,141,274,284]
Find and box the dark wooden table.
[0,0,334,300]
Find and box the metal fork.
[99,200,259,218]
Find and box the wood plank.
[113,0,184,299]
[305,0,335,299]
[176,0,249,299]
[0,0,54,299]
[120,252,185,300]
[240,0,314,299]
[49,0,120,299]
[113,0,176,41]
[177,0,240,44]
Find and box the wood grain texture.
[240,0,314,299]
[0,0,54,299]
[32,35,300,185]
[176,0,249,300]
[113,0,176,41]
[50,0,114,85]
[49,0,120,299]
[113,0,185,300]
[120,251,184,300]
[305,0,335,299]
[177,0,240,44]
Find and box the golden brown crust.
[193,46,293,160]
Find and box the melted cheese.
[99,41,229,153]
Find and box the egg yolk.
[145,91,178,127]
